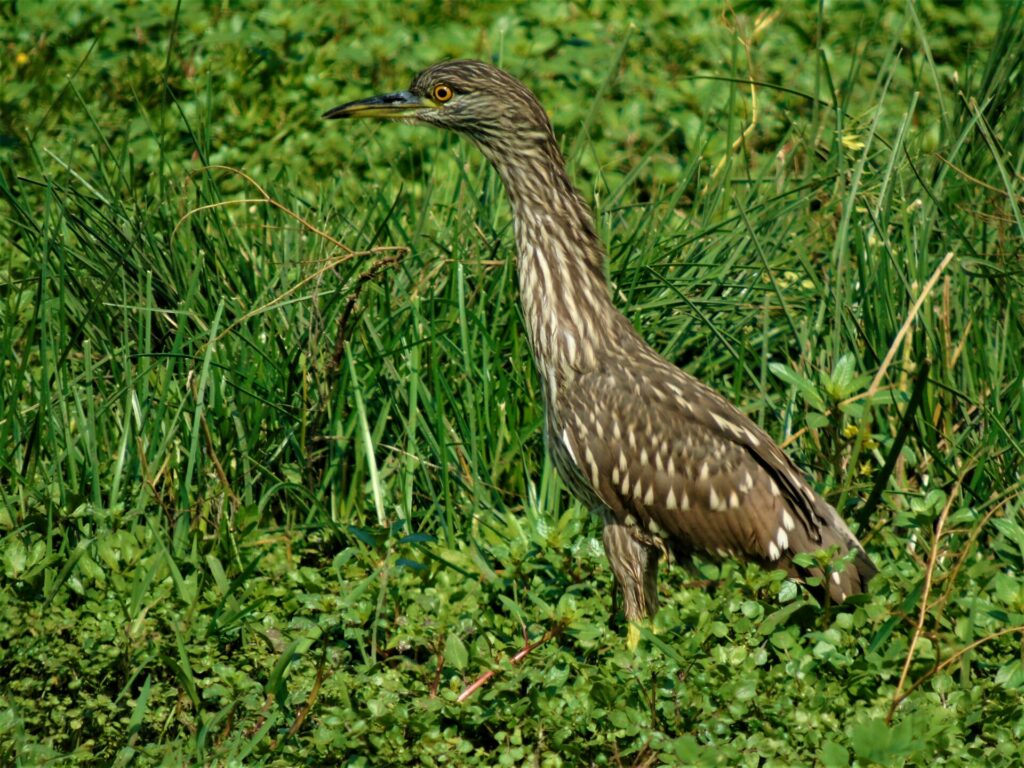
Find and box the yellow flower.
[842,423,860,439]
[841,133,865,151]
[15,52,30,66]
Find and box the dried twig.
[171,164,409,351]
[867,250,956,397]
[707,9,778,184]
[891,624,1024,715]
[456,622,566,703]
[329,255,401,373]
[283,642,330,743]
[887,470,966,722]
[172,165,353,253]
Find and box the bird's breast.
[544,407,605,511]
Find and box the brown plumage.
[325,60,877,636]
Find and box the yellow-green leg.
[626,618,661,649]
[602,520,662,647]
[627,621,643,649]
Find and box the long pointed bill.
[322,91,426,120]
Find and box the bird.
[324,60,877,646]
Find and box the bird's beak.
[323,91,427,120]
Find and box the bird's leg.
[631,543,662,649]
[602,521,661,648]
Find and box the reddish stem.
[457,622,566,703]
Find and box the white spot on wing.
[711,412,747,440]
[709,487,722,511]
[775,528,789,551]
[585,446,599,486]
[562,429,577,465]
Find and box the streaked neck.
[479,137,618,380]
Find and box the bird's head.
[324,60,555,155]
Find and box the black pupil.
[437,87,449,99]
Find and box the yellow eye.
[432,84,454,103]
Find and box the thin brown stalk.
[200,409,240,507]
[708,9,777,184]
[933,153,1024,203]
[170,165,409,350]
[887,475,963,723]
[867,250,955,397]
[891,624,1024,713]
[172,165,353,253]
[936,482,1023,612]
[429,641,445,699]
[780,251,954,451]
[280,642,330,744]
[457,622,566,703]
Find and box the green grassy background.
[2,0,1023,765]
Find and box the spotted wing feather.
[555,360,876,601]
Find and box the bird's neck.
[481,138,627,383]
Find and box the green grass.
[2,1,1023,765]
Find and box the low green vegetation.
[2,1,1022,765]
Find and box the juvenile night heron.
[325,60,876,644]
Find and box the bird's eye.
[432,84,454,103]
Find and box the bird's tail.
[789,501,877,603]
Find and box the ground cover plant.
[2,1,1023,765]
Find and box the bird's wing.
[555,361,874,598]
